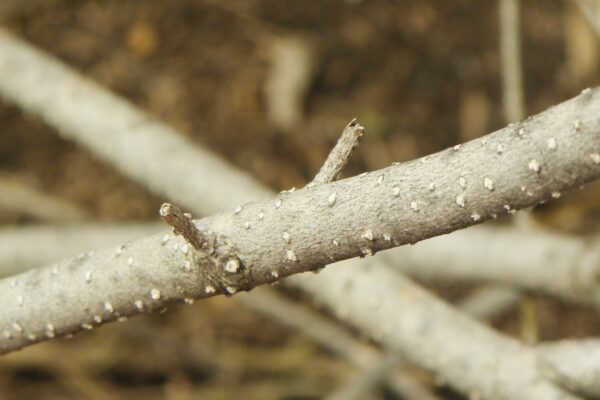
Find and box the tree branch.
[0,29,270,215]
[499,0,525,123]
[0,224,162,279]
[159,203,206,251]
[0,90,596,398]
[237,287,440,400]
[292,261,579,399]
[0,175,90,223]
[1,87,598,352]
[381,225,600,307]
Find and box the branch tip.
[159,202,205,250]
[311,119,366,185]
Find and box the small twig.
[311,119,364,185]
[159,203,205,250]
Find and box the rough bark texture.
[1,91,599,353]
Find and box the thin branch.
[311,119,364,185]
[499,0,525,123]
[0,224,161,279]
[0,175,90,223]
[237,288,440,400]
[324,284,524,400]
[292,261,579,399]
[0,29,270,216]
[499,0,539,338]
[264,35,317,131]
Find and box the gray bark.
[2,90,599,353]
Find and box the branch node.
[159,203,205,250]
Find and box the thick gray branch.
[1,87,599,353]
[0,89,596,399]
